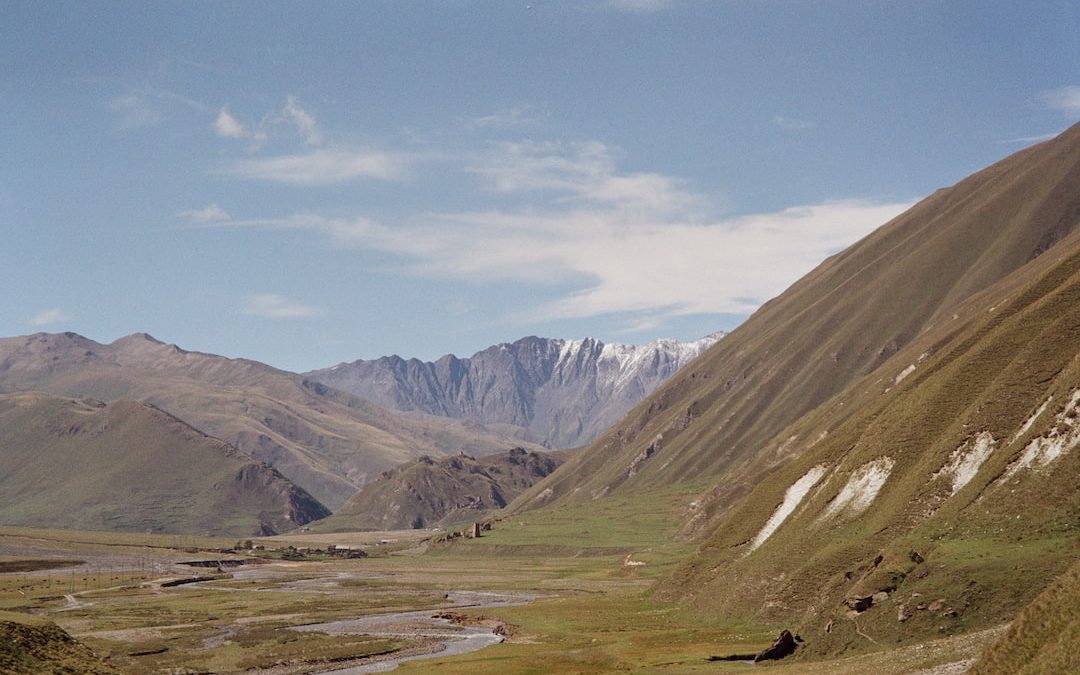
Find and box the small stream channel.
[290,590,539,674]
[178,567,538,673]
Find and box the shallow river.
[290,590,538,673]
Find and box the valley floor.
[0,496,1019,675]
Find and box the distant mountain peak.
[306,332,725,448]
[114,331,164,344]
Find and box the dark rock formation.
[308,447,564,532]
[754,629,798,662]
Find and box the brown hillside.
[0,332,544,508]
[0,392,329,536]
[512,121,1080,513]
[657,222,1080,652]
[311,447,562,532]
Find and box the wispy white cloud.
[31,307,69,327]
[224,148,409,185]
[106,86,210,129]
[212,96,318,149]
[469,140,707,216]
[280,95,321,145]
[602,0,674,13]
[151,88,211,114]
[242,294,322,319]
[773,115,815,130]
[997,131,1059,145]
[179,203,231,223]
[469,104,547,130]
[213,107,247,138]
[108,94,163,128]
[233,198,908,320]
[216,141,910,325]
[1041,85,1080,115]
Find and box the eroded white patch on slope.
[822,457,895,520]
[933,431,996,496]
[749,465,827,552]
[894,364,917,385]
[1004,389,1080,479]
[1011,397,1052,444]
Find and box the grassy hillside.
[0,332,544,508]
[970,560,1080,674]
[310,448,562,531]
[0,392,329,536]
[654,227,1080,654]
[0,611,117,675]
[512,123,1080,513]
[493,124,1080,659]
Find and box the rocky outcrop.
[308,447,564,532]
[754,630,799,662]
[0,614,117,674]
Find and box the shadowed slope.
[0,392,329,535]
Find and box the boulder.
[843,595,874,612]
[754,629,798,662]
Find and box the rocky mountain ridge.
[306,333,724,449]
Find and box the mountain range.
[0,331,541,511]
[0,330,714,534]
[305,333,723,449]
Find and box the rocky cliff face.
[305,333,723,449]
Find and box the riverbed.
[291,590,539,673]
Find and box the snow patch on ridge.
[934,431,996,496]
[822,457,895,520]
[558,332,724,394]
[1004,389,1080,479]
[749,465,827,552]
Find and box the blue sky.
[3,1,1078,371]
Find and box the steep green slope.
[512,123,1080,512]
[970,560,1080,674]
[655,220,1080,654]
[0,392,329,535]
[311,448,562,531]
[0,332,544,509]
